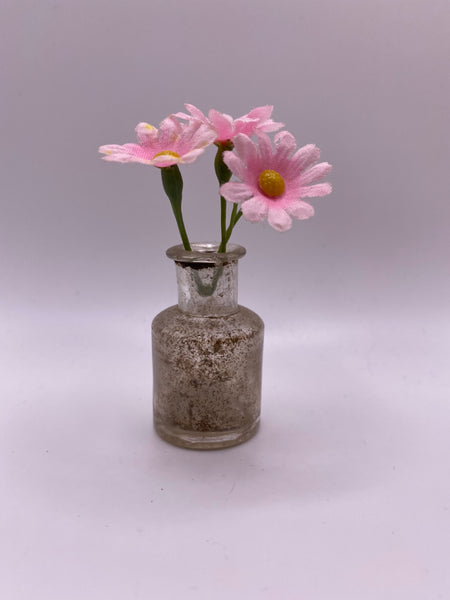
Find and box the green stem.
[160,165,191,251]
[229,203,239,231]
[218,196,229,253]
[226,208,243,243]
[172,204,191,251]
[220,196,227,246]
[214,142,233,252]
[218,207,242,252]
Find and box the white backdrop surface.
[1,1,449,599]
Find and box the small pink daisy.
[220,132,332,232]
[99,116,216,168]
[174,104,284,145]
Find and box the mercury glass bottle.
[152,243,264,450]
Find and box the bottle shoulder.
[152,305,264,337]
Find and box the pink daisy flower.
[174,104,284,144]
[220,132,332,232]
[99,116,216,168]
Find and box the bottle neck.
[175,260,239,317]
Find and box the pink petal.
[184,104,207,122]
[151,155,180,167]
[209,110,234,141]
[300,183,332,197]
[232,117,258,137]
[178,148,206,164]
[260,119,284,133]
[245,105,273,121]
[232,134,258,167]
[290,144,321,175]
[222,151,247,180]
[135,122,158,143]
[173,111,191,120]
[244,106,283,133]
[241,197,269,222]
[158,116,182,147]
[273,131,297,164]
[99,143,153,164]
[274,130,296,149]
[220,182,253,204]
[285,200,315,220]
[267,208,292,232]
[188,122,216,148]
[122,143,154,161]
[176,120,200,149]
[256,133,274,163]
[99,144,125,155]
[299,162,332,185]
[99,144,137,163]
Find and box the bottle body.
[151,243,264,450]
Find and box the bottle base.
[154,418,260,450]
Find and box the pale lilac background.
[1,1,449,599]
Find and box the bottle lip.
[166,242,246,264]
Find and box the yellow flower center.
[143,123,155,130]
[258,170,285,198]
[153,150,180,159]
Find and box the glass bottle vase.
[152,242,264,450]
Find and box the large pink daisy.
[99,116,216,168]
[220,132,332,232]
[174,104,284,145]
